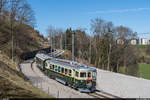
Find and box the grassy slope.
[119,45,150,80]
[136,45,150,59]
[0,53,53,98]
[138,64,150,80]
[136,45,150,79]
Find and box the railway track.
[88,92,120,98]
[88,92,108,98]
[100,91,120,98]
[30,61,120,98]
[29,50,120,99]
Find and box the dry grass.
[0,53,53,98]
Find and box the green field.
[138,64,150,80]
[136,45,148,50]
[119,64,150,80]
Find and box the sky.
[27,0,150,39]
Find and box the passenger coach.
[35,53,97,92]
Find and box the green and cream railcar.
[35,53,52,70]
[35,53,97,92]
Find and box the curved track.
[88,92,120,98]
[31,60,120,98]
[21,50,120,98]
[21,61,93,98]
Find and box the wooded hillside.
[0,0,49,63]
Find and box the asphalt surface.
[96,69,150,98]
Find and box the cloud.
[88,8,150,14]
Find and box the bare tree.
[7,0,36,61]
[90,18,105,36]
[17,1,36,27]
[74,29,89,60]
[90,18,138,72]
[90,18,105,65]
[112,25,138,72]
[0,0,8,15]
[47,26,64,51]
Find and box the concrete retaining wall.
[96,69,150,98]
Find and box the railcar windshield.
[61,67,64,73]
[80,72,86,77]
[75,71,79,77]
[92,71,97,80]
[88,72,91,77]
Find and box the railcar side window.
[65,68,68,74]
[88,72,91,77]
[55,65,58,71]
[92,71,96,79]
[52,65,54,70]
[51,64,53,69]
[80,72,86,77]
[58,66,60,72]
[69,69,72,76]
[75,71,79,77]
[49,64,52,69]
[61,67,64,73]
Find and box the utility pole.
[107,31,112,70]
[11,29,13,61]
[10,0,14,61]
[72,32,74,61]
[89,37,91,64]
[65,32,66,50]
[50,33,53,56]
[60,34,62,50]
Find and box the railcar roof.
[36,53,96,71]
[35,53,52,61]
[46,59,96,71]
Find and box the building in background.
[116,39,124,45]
[130,39,138,45]
[117,38,150,45]
[139,38,150,45]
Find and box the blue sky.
[27,0,150,38]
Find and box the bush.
[146,45,150,55]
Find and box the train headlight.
[88,77,92,81]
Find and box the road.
[20,61,93,98]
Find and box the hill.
[0,18,52,98]
[0,52,52,98]
[0,19,50,63]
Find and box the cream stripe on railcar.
[45,61,74,78]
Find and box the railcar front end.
[75,68,97,93]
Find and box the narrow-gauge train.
[35,53,97,92]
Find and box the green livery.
[35,53,97,92]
